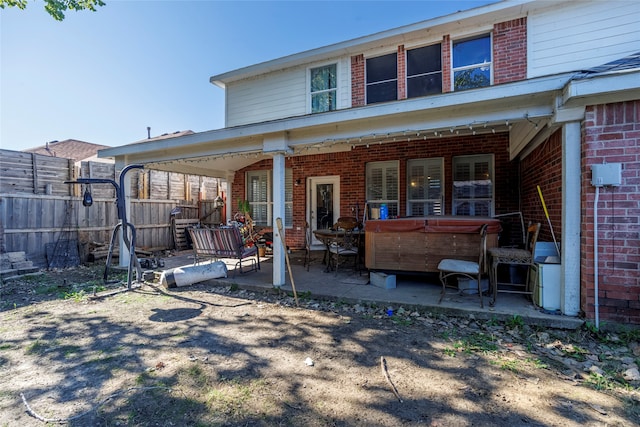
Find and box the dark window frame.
[366,52,398,104]
[406,44,442,98]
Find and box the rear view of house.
[101,0,640,325]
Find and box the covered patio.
[158,249,583,330]
[100,72,581,317]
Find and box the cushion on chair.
[329,247,358,255]
[438,258,480,274]
[488,247,532,262]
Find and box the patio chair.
[188,226,260,278]
[328,218,360,275]
[488,222,541,306]
[437,224,488,308]
[334,216,359,231]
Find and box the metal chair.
[488,222,541,306]
[328,218,360,275]
[437,224,488,308]
[334,217,359,231]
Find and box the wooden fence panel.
[1,149,222,266]
[79,161,117,199]
[0,150,72,195]
[0,194,195,267]
[2,150,219,202]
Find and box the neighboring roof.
[130,130,195,144]
[24,139,110,162]
[573,51,640,80]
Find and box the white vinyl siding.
[226,58,351,127]
[226,72,306,127]
[528,1,640,78]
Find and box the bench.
[188,226,260,277]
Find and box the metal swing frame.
[65,164,144,289]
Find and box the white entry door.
[308,176,340,245]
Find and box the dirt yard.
[1,264,639,426]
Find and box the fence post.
[31,153,39,194]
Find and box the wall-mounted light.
[295,178,302,186]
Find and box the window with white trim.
[452,34,491,91]
[452,154,494,216]
[366,52,397,104]
[406,44,442,98]
[366,160,399,217]
[407,158,443,216]
[310,64,337,113]
[245,169,293,226]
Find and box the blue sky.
[1,0,497,151]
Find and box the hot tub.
[364,216,501,273]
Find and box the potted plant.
[235,200,251,223]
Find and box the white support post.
[226,174,234,225]
[272,153,287,287]
[560,122,581,316]
[119,167,133,268]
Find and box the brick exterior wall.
[582,101,640,324]
[520,130,563,243]
[351,54,365,107]
[233,133,517,248]
[397,45,406,100]
[493,17,527,85]
[349,18,524,105]
[442,35,451,93]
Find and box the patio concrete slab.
[158,250,583,330]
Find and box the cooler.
[531,242,561,311]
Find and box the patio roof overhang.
[99,72,578,177]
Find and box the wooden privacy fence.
[0,149,224,268]
[0,195,204,267]
[0,149,220,200]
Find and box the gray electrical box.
[591,163,622,187]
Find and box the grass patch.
[298,290,312,301]
[391,317,413,326]
[181,364,210,388]
[558,343,590,362]
[506,314,524,329]
[444,331,498,356]
[25,339,52,355]
[205,378,269,419]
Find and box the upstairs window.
[366,53,397,104]
[452,154,494,216]
[310,64,337,113]
[452,34,491,90]
[406,44,442,98]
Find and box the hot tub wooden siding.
[364,217,501,273]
